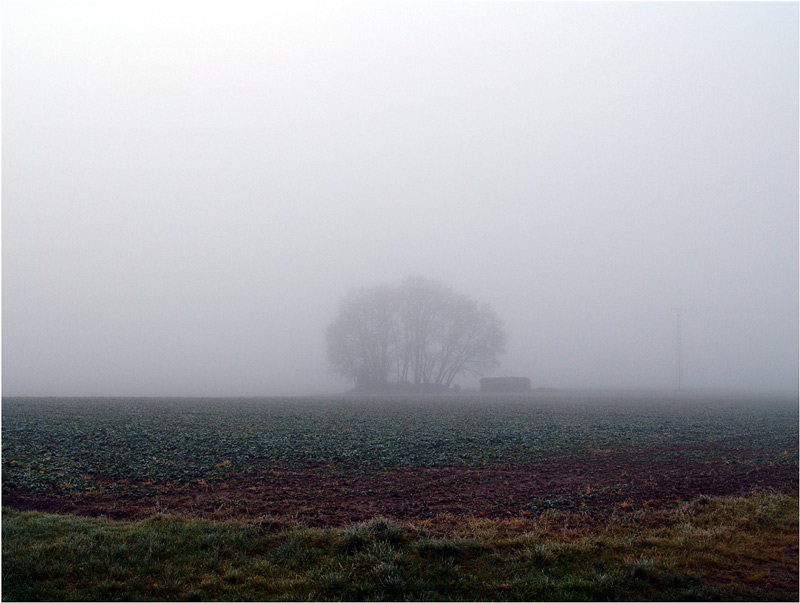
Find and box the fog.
[3,2,797,396]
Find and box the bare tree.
[326,277,506,391]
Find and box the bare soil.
[3,445,795,527]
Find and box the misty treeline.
[326,277,506,391]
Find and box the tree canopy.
[326,277,506,392]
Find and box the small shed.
[480,377,531,393]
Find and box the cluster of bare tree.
[326,277,506,391]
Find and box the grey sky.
[3,2,798,396]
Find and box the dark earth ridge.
[4,443,795,528]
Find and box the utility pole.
[672,308,683,391]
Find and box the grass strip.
[2,490,797,601]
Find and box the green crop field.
[2,392,798,600]
[3,393,796,491]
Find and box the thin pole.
[673,308,683,391]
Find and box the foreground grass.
[3,491,797,601]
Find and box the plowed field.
[3,394,797,529]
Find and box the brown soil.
[3,446,796,527]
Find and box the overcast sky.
[3,2,797,396]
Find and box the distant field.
[2,393,797,521]
[2,392,797,600]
